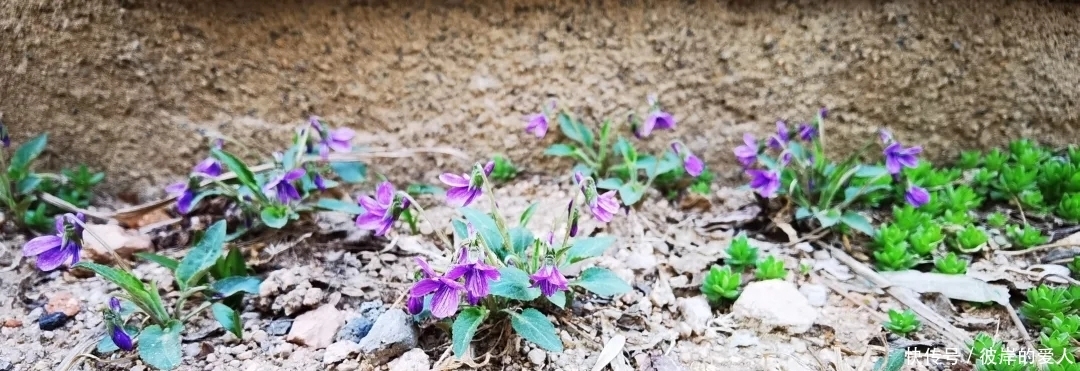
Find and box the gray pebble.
[335,317,374,343]
[266,318,293,336]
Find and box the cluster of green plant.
[0,133,106,232]
[882,308,921,337]
[959,140,1080,222]
[870,185,993,271]
[535,97,710,206]
[700,234,788,304]
[78,221,262,370]
[488,155,518,183]
[1013,284,1080,367]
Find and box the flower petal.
[34,247,70,271]
[375,182,395,206]
[439,173,470,187]
[430,285,462,319]
[283,168,307,182]
[23,235,62,256]
[445,186,473,207]
[410,278,441,297]
[355,212,388,230]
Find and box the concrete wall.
[3,0,1079,196]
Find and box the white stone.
[732,280,818,334]
[286,303,346,349]
[322,341,361,364]
[677,296,713,336]
[527,348,547,366]
[799,284,829,307]
[387,348,430,371]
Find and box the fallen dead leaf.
[878,270,1010,305]
[591,334,626,371]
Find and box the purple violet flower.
[193,158,222,178]
[110,297,123,312]
[166,180,198,214]
[525,113,549,138]
[746,169,781,198]
[530,263,569,297]
[316,127,355,159]
[567,201,579,237]
[0,123,9,148]
[883,142,922,175]
[355,181,400,236]
[22,215,81,271]
[313,174,326,192]
[819,107,829,119]
[879,129,894,144]
[768,121,790,149]
[733,133,759,167]
[446,249,501,305]
[798,123,817,141]
[409,258,465,319]
[905,185,930,208]
[110,323,134,351]
[440,170,483,208]
[264,169,306,204]
[671,143,704,177]
[588,190,620,223]
[635,110,676,138]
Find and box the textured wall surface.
[2,0,1079,195]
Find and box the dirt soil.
[3,0,1080,195]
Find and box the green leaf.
[841,211,877,236]
[282,146,300,170]
[507,308,563,352]
[844,185,891,203]
[330,162,368,183]
[315,198,365,214]
[815,208,842,228]
[213,246,247,279]
[490,266,540,301]
[211,303,243,338]
[595,178,624,190]
[452,219,470,244]
[176,220,227,290]
[138,320,184,370]
[135,253,179,271]
[260,207,289,229]
[617,183,644,206]
[573,267,631,297]
[211,149,262,198]
[15,175,42,195]
[519,203,539,227]
[544,144,576,157]
[855,165,889,178]
[794,207,811,220]
[547,291,566,309]
[565,236,617,263]
[10,134,47,171]
[211,276,262,297]
[509,227,535,257]
[406,183,444,196]
[74,262,150,301]
[557,113,593,146]
[614,137,636,162]
[458,207,505,252]
[451,307,488,358]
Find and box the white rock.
[799,284,829,307]
[322,341,361,364]
[624,252,657,271]
[527,348,546,366]
[676,296,712,335]
[388,348,430,371]
[728,330,759,347]
[732,280,818,334]
[358,309,419,364]
[286,303,346,349]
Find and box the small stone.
[206,354,218,363]
[358,300,385,319]
[677,296,712,335]
[357,309,419,364]
[270,343,293,358]
[800,284,829,307]
[387,348,430,371]
[287,303,347,349]
[184,343,201,358]
[267,318,293,336]
[624,252,656,271]
[0,358,11,371]
[237,351,254,360]
[82,224,154,263]
[335,317,375,343]
[38,312,68,331]
[527,349,546,366]
[46,292,81,317]
[732,280,818,334]
[323,341,362,364]
[3,318,22,328]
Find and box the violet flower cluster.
[22,213,84,271]
[407,249,502,318]
[166,140,225,214]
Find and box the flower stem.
[180,302,214,323]
[477,167,513,251]
[174,286,209,319]
[397,192,453,250]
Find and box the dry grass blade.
[591,334,627,371]
[821,243,973,352]
[999,230,1080,256]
